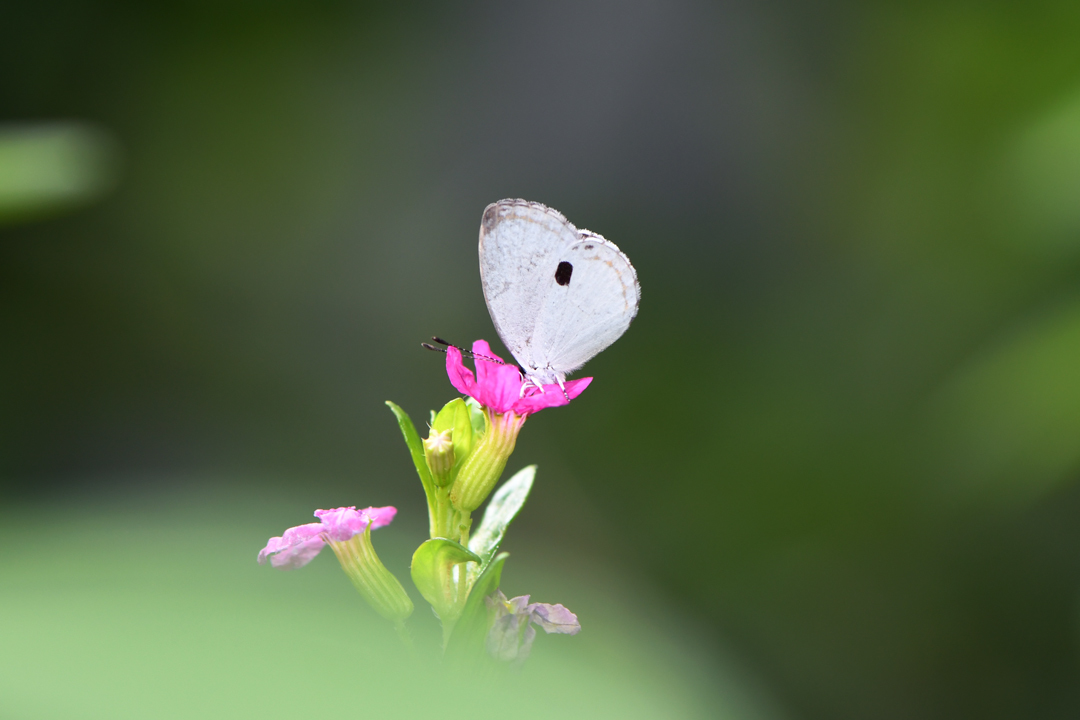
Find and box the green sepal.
[446,552,508,662]
[432,398,474,477]
[410,538,481,619]
[468,465,534,570]
[385,401,437,534]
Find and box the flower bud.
[424,428,456,487]
[327,527,414,622]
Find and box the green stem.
[432,486,455,539]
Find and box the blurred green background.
[3,1,1080,718]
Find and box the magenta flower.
[485,590,581,663]
[446,340,591,416]
[258,506,397,570]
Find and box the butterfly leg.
[520,374,544,397]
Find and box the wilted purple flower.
[485,589,580,663]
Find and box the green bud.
[450,410,526,513]
[327,527,414,623]
[424,428,455,486]
[431,398,476,480]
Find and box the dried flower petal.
[485,590,580,664]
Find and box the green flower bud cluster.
[386,396,532,648]
[425,398,529,524]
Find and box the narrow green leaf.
[385,401,437,527]
[446,552,508,662]
[468,465,535,567]
[410,538,482,619]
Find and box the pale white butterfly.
[479,199,640,390]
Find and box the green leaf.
[385,401,437,528]
[432,398,474,475]
[446,552,508,662]
[468,465,535,568]
[410,538,481,619]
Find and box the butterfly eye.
[555,261,573,287]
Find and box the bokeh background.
[4,1,1080,718]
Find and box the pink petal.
[314,505,397,541]
[485,363,529,413]
[471,340,523,414]
[512,377,592,415]
[269,536,325,569]
[446,346,478,398]
[258,522,326,569]
[313,507,362,541]
[360,506,397,530]
[527,602,581,635]
[470,340,505,384]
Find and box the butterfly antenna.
[424,337,506,365]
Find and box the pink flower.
[446,340,591,416]
[258,506,397,570]
[485,590,581,663]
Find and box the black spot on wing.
[555,261,573,286]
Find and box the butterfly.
[478,199,640,391]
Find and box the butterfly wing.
[479,199,579,372]
[530,232,640,380]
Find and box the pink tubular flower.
[446,340,591,416]
[257,506,397,570]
